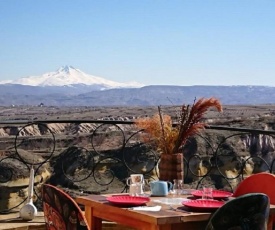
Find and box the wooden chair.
[42,184,90,230]
[205,193,270,230]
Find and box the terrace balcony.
[0,118,275,229]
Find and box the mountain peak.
[0,66,145,89]
[58,65,77,74]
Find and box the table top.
[76,194,213,225]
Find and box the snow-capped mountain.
[0,66,144,89]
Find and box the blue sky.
[0,0,275,86]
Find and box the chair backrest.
[233,172,275,204]
[42,184,90,230]
[205,193,270,230]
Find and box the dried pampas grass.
[135,97,223,155]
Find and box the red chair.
[42,184,90,230]
[233,172,275,229]
[233,172,275,202]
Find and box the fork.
[169,205,192,214]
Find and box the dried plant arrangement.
[135,97,223,155]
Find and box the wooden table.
[76,194,275,230]
[76,195,218,230]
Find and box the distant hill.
[0,84,275,106]
[1,66,275,106]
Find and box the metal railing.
[0,119,275,213]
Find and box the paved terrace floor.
[0,212,45,230]
[0,212,134,230]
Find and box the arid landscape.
[0,104,275,123]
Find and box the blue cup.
[149,180,173,196]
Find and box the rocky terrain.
[0,104,275,122]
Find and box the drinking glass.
[202,187,213,200]
[173,179,183,195]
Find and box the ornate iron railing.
[0,119,275,213]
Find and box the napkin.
[153,197,189,205]
[131,205,162,211]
